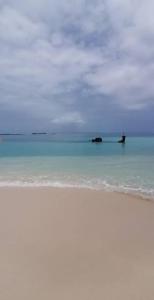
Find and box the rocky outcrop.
[92,137,102,143]
[118,135,126,143]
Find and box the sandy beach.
[0,187,154,300]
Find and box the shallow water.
[0,133,154,198]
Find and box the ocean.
[0,133,154,199]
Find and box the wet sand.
[0,187,154,299]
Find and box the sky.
[0,0,154,133]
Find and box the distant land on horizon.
[0,132,153,137]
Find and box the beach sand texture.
[0,187,154,299]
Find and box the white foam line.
[0,180,153,200]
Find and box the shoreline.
[0,187,154,299]
[0,185,153,202]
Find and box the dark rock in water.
[118,135,126,143]
[92,137,102,143]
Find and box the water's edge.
[0,179,153,201]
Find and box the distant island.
[0,133,24,136]
[32,132,47,135]
[0,132,48,136]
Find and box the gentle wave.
[0,178,153,200]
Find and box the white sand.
[0,187,154,300]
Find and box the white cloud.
[0,0,154,131]
[0,6,47,46]
[52,112,85,125]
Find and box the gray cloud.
[0,0,154,132]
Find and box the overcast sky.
[0,0,154,133]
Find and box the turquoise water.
[0,134,154,198]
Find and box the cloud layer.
[0,0,154,132]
